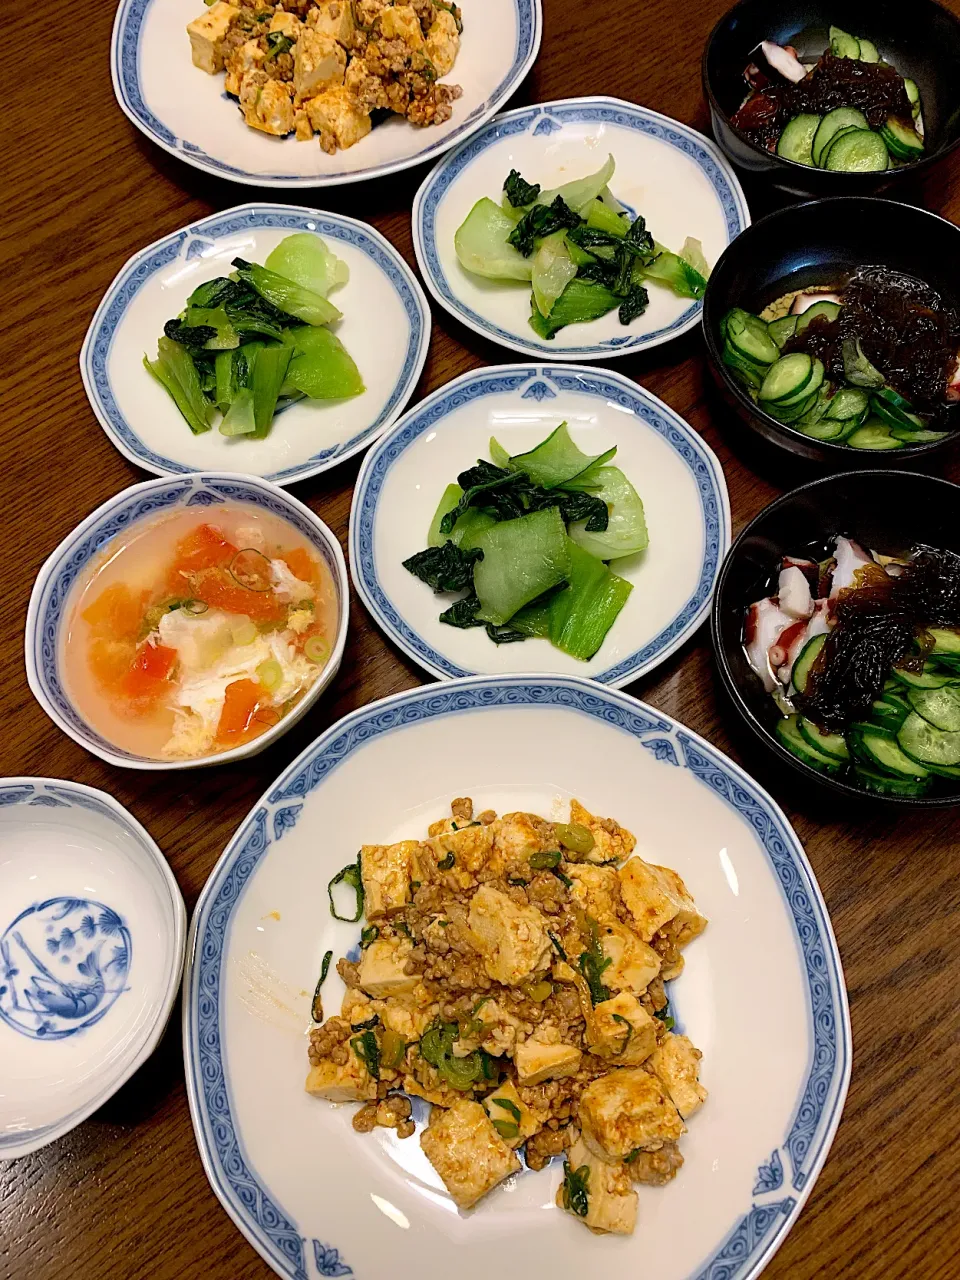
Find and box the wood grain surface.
[3,1,960,1276]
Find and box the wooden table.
[4,1,960,1275]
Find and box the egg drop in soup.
[63,506,336,760]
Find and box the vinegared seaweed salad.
[744,535,960,796]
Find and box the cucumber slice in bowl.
[792,633,825,694]
[812,107,869,166]
[775,715,845,773]
[907,684,960,732]
[824,387,869,423]
[856,728,931,779]
[722,344,765,392]
[829,25,861,58]
[800,416,847,441]
[857,38,880,63]
[767,315,798,349]
[891,426,949,443]
[893,666,958,689]
[725,309,778,366]
[854,765,932,797]
[898,711,960,767]
[846,421,903,450]
[880,117,924,162]
[758,353,813,405]
[824,129,890,173]
[777,114,822,167]
[929,627,960,657]
[798,717,850,760]
[795,301,841,332]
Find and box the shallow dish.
[81,203,430,486]
[25,473,348,771]
[703,0,960,197]
[412,96,749,360]
[183,673,850,1280]
[711,469,960,806]
[702,197,960,465]
[349,364,730,684]
[0,778,185,1159]
[111,0,541,188]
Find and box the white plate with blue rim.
[182,673,851,1280]
[80,204,430,485]
[412,96,750,360]
[349,363,731,686]
[0,778,185,1159]
[110,0,541,188]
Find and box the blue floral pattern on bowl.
[0,898,131,1040]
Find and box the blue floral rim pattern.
[183,675,850,1280]
[413,98,750,357]
[111,0,541,186]
[27,476,344,764]
[349,366,731,687]
[80,205,430,485]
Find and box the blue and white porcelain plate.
[413,96,750,359]
[111,0,542,187]
[349,364,730,686]
[183,674,850,1280]
[0,778,185,1159]
[80,204,430,485]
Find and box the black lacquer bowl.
[711,470,960,807]
[702,197,960,466]
[703,0,960,196]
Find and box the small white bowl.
[80,203,430,486]
[413,96,750,360]
[0,778,185,1160]
[111,0,542,188]
[25,473,349,771]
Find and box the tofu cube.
[308,0,357,46]
[420,1100,520,1209]
[224,38,263,96]
[358,937,418,998]
[648,1033,707,1119]
[467,885,551,986]
[305,1052,375,1102]
[579,1068,684,1162]
[304,87,372,150]
[566,863,621,924]
[269,9,303,38]
[360,839,416,919]
[463,997,520,1058]
[378,3,425,48]
[588,992,658,1065]
[425,9,459,76]
[598,921,661,995]
[428,821,496,876]
[569,799,636,864]
[482,1079,542,1148]
[294,28,347,100]
[559,1137,637,1235]
[515,1035,582,1086]
[619,856,707,945]
[492,812,550,863]
[239,75,295,136]
[187,1,239,74]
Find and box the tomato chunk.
[120,642,178,702]
[280,547,319,586]
[216,678,275,745]
[188,566,287,622]
[168,524,238,591]
[82,583,147,640]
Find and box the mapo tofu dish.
[307,796,708,1235]
[187,0,463,154]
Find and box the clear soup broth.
[62,504,337,761]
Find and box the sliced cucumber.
[799,717,850,760]
[870,699,909,732]
[928,627,960,656]
[823,129,890,173]
[907,684,960,732]
[825,387,870,422]
[893,666,958,689]
[768,315,798,349]
[778,114,822,167]
[854,764,932,796]
[857,37,880,63]
[880,117,924,161]
[775,715,845,773]
[870,389,923,431]
[769,391,821,424]
[818,125,864,168]
[812,107,870,166]
[759,353,813,404]
[846,421,903,450]
[793,633,826,694]
[722,342,765,391]
[798,389,831,427]
[829,25,861,58]
[800,415,847,441]
[857,728,931,778]
[796,300,842,332]
[776,359,825,408]
[904,78,920,108]
[891,426,948,443]
[898,711,960,767]
[725,309,779,365]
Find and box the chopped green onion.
[548,930,567,961]
[437,851,455,871]
[492,1119,520,1141]
[611,1012,633,1054]
[328,856,364,922]
[311,949,332,1022]
[232,618,258,646]
[350,1029,380,1079]
[555,822,595,856]
[529,848,561,870]
[181,598,209,615]
[256,658,283,693]
[304,634,329,664]
[380,1028,406,1069]
[578,919,612,1005]
[360,924,379,949]
[551,867,573,889]
[492,1096,522,1123]
[561,1161,590,1217]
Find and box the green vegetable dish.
[145,233,364,440]
[720,264,960,450]
[402,423,649,660]
[731,28,925,174]
[453,156,710,339]
[745,535,960,797]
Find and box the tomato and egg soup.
[63,505,337,760]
